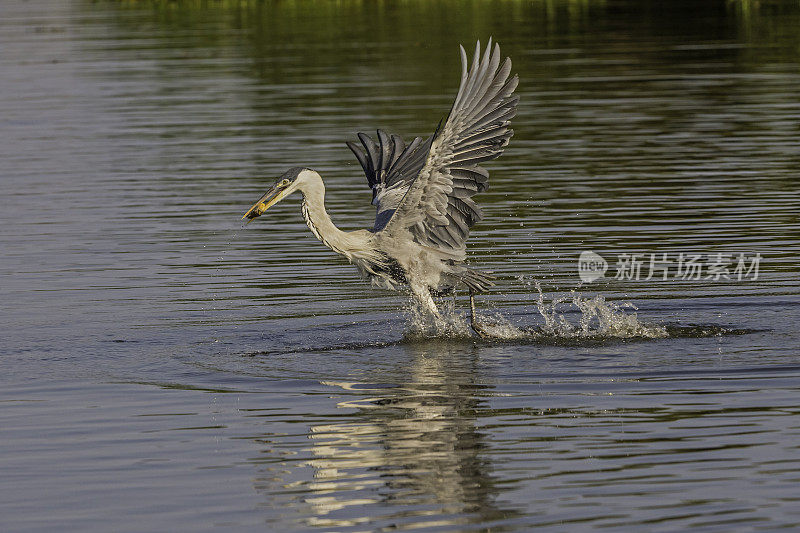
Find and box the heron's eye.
[280,179,291,187]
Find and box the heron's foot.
[469,292,490,339]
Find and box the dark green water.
[2,1,799,531]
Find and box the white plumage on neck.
[294,169,373,265]
[299,175,347,255]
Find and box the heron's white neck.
[297,173,356,258]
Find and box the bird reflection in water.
[250,342,518,530]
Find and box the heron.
[243,39,518,337]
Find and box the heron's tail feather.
[459,268,495,293]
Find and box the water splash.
[533,283,668,339]
[404,296,475,339]
[404,282,668,341]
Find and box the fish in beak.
[242,181,291,223]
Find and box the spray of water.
[404,281,668,341]
[404,295,476,338]
[535,282,668,339]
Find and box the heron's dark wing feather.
[347,131,433,231]
[382,38,518,258]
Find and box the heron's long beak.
[242,185,290,224]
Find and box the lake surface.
[2,0,799,530]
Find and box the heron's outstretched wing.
[347,130,433,231]
[382,39,518,258]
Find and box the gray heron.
[243,39,518,337]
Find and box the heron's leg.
[469,290,490,339]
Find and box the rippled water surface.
[2,0,800,531]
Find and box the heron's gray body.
[243,39,518,318]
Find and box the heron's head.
[242,167,317,223]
